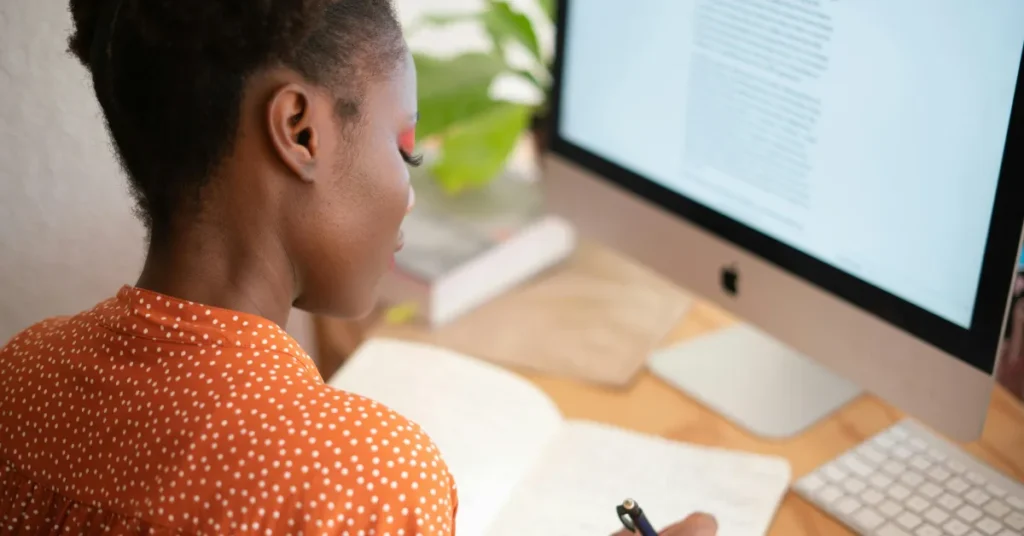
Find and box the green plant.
[408,0,555,194]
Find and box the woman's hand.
[611,513,718,536]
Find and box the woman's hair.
[67,0,406,239]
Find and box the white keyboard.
[793,419,1024,536]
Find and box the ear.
[267,83,321,182]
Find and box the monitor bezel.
[546,0,1024,374]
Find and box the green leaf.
[405,11,482,34]
[413,52,507,141]
[430,102,531,194]
[536,0,556,20]
[512,68,545,92]
[482,1,542,64]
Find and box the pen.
[616,498,658,536]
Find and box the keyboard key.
[1005,511,1024,531]
[862,488,885,506]
[956,505,982,523]
[843,478,867,494]
[878,524,911,536]
[885,461,908,476]
[914,524,942,536]
[938,493,963,511]
[976,517,1003,535]
[853,508,886,531]
[876,435,896,449]
[797,473,825,493]
[996,530,1018,536]
[946,459,967,474]
[836,496,861,515]
[872,473,895,488]
[879,500,904,518]
[818,485,843,504]
[910,437,928,450]
[923,507,949,525]
[891,426,910,439]
[900,472,925,487]
[906,495,930,512]
[894,446,914,460]
[889,484,912,501]
[946,477,971,494]
[897,512,923,529]
[861,445,887,463]
[842,454,874,477]
[824,464,848,481]
[919,482,942,499]
[983,499,1010,518]
[985,484,1006,498]
[965,488,991,506]
[941,518,970,536]
[966,471,987,485]
[927,466,951,483]
[1006,495,1024,510]
[911,457,932,472]
[927,449,946,462]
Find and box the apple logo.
[721,264,739,297]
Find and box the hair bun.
[68,0,104,69]
[68,0,329,70]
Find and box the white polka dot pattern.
[0,286,459,535]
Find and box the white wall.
[0,3,145,343]
[0,0,547,347]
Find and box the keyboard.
[793,419,1024,536]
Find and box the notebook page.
[484,421,791,536]
[327,338,563,536]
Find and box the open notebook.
[328,339,792,536]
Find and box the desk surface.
[365,298,1024,536]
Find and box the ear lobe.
[268,84,320,182]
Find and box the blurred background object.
[995,255,1024,401]
[373,0,578,335]
[406,0,555,193]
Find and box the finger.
[659,512,718,536]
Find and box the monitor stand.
[648,323,863,439]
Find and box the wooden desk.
[316,299,1024,535]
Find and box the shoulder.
[1,315,74,356]
[309,388,459,535]
[223,376,458,535]
[1,294,120,355]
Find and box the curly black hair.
[67,0,406,240]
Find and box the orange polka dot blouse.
[0,287,458,535]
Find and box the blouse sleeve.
[298,397,459,536]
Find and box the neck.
[136,219,296,327]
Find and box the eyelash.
[400,149,423,167]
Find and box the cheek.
[293,144,409,316]
[368,145,410,228]
[341,141,409,263]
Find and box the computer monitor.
[542,0,1024,442]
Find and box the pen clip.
[616,499,640,533]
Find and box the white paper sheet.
[485,421,792,536]
[329,338,564,536]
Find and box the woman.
[0,0,716,534]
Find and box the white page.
[328,338,563,536]
[485,421,791,536]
